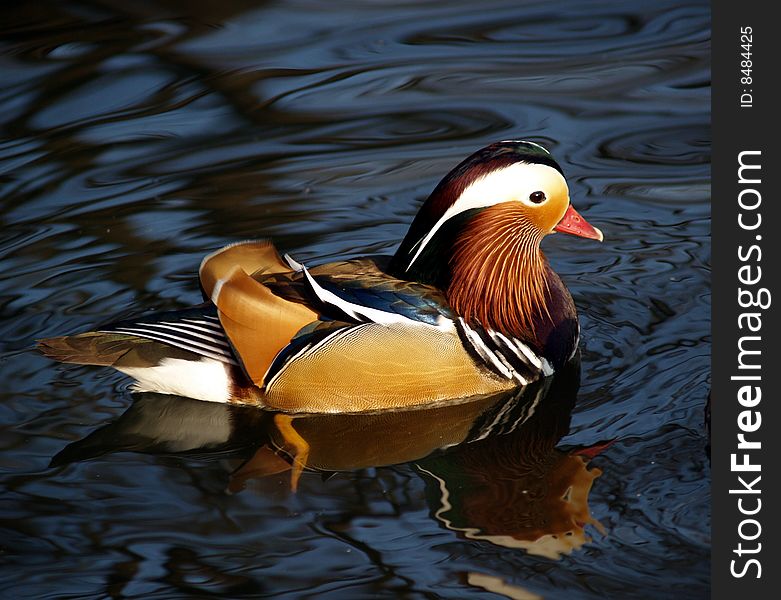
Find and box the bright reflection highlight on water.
[1,0,708,598]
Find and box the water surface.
[0,1,710,598]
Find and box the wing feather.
[99,306,237,365]
[201,256,319,385]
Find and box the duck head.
[389,141,602,357]
[392,140,601,280]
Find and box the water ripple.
[0,0,709,598]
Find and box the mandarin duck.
[39,141,602,413]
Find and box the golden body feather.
[199,241,512,413]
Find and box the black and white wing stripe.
[455,318,552,385]
[100,310,238,366]
[281,255,455,331]
[263,323,363,391]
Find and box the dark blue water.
[0,1,709,598]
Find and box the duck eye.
[529,191,546,204]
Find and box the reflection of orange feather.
[270,393,502,471]
[228,446,292,494]
[448,203,551,342]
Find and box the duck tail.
[37,332,141,366]
[39,331,247,405]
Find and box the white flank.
[406,162,567,270]
[119,357,232,404]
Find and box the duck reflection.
[415,359,605,559]
[52,357,605,558]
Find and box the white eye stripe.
[405,162,567,270]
